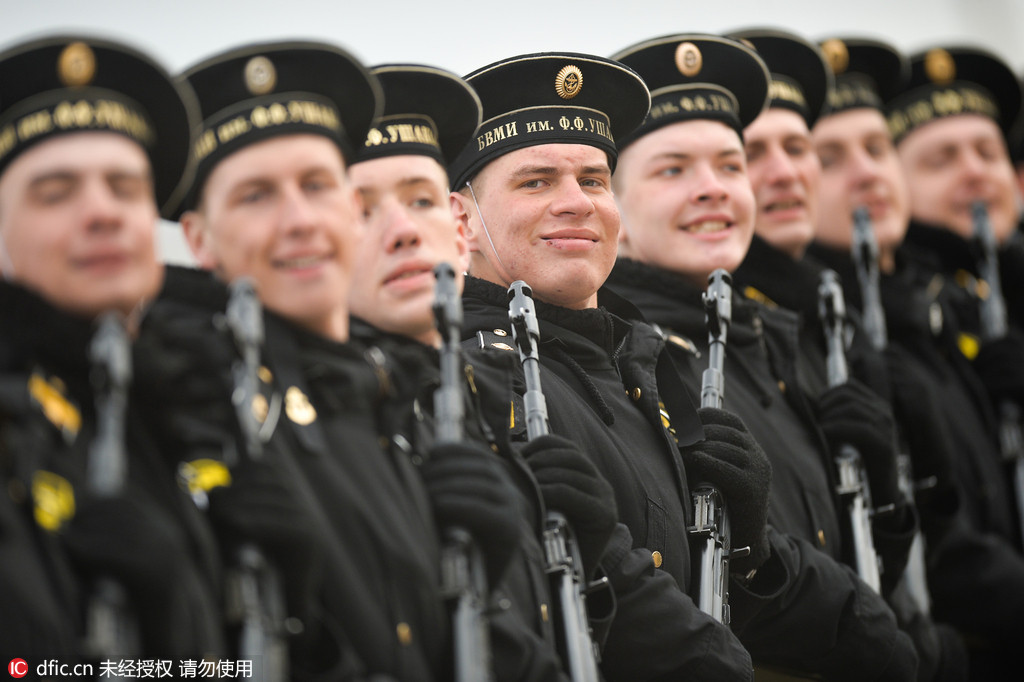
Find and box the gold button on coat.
[630,387,642,401]
[652,550,663,568]
[396,622,412,645]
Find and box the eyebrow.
[509,164,611,181]
[28,167,151,187]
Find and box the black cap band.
[450,104,614,188]
[0,88,156,168]
[360,113,443,164]
[827,73,885,113]
[190,92,348,196]
[887,82,999,144]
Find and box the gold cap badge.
[676,42,703,77]
[58,41,96,87]
[555,64,583,100]
[245,55,277,96]
[821,39,850,75]
[925,48,956,85]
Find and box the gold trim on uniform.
[675,42,703,77]
[58,41,96,87]
[821,39,849,75]
[179,458,232,496]
[555,64,583,100]
[32,471,75,532]
[924,48,956,85]
[285,385,317,425]
[28,373,81,438]
[245,55,277,96]
[958,332,980,361]
[492,342,514,351]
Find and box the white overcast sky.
[5,0,1023,77]
[4,0,1022,264]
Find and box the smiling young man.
[159,42,522,680]
[0,35,227,662]
[805,38,1024,680]
[606,32,919,680]
[447,50,764,681]
[346,63,600,682]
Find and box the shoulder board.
[741,285,779,309]
[650,323,701,358]
[476,329,517,353]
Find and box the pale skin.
[743,108,821,260]
[451,143,619,310]
[897,114,1019,244]
[181,134,362,342]
[349,154,469,347]
[812,108,911,273]
[0,131,163,322]
[615,119,756,287]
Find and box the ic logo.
[8,659,27,678]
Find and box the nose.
[379,199,422,253]
[959,146,988,181]
[760,145,798,187]
[849,146,882,190]
[280,183,318,234]
[550,178,595,217]
[83,177,124,233]
[691,162,729,204]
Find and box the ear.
[450,190,481,253]
[453,220,471,274]
[179,211,218,270]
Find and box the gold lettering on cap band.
[925,49,955,85]
[58,42,96,87]
[245,56,277,96]
[769,79,807,108]
[365,123,440,149]
[191,98,341,163]
[555,65,583,100]
[887,86,998,140]
[0,99,154,165]
[821,39,849,75]
[675,42,702,77]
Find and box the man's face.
[349,154,467,346]
[744,108,821,259]
[453,143,619,310]
[182,134,361,339]
[812,108,910,258]
[615,119,755,285]
[897,114,1019,242]
[0,132,162,318]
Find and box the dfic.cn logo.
[8,659,27,678]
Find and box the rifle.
[690,269,743,625]
[83,313,140,670]
[970,201,1024,550]
[507,281,602,682]
[851,209,930,611]
[224,279,288,682]
[818,269,883,593]
[433,263,493,682]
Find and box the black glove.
[421,442,521,587]
[815,380,901,507]
[682,408,771,575]
[519,434,618,580]
[133,299,241,465]
[973,334,1024,405]
[206,458,323,624]
[61,491,188,610]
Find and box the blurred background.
[5,0,1021,264]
